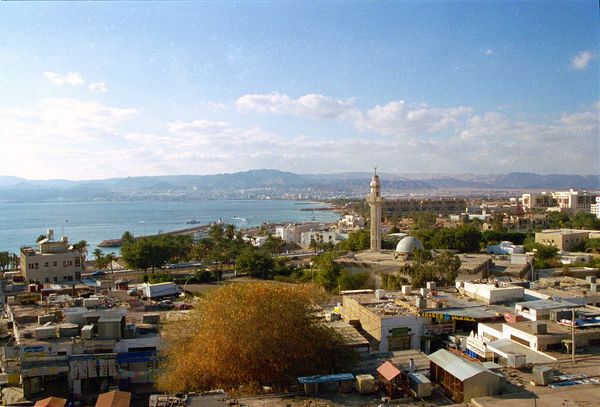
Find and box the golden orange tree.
[156,282,356,393]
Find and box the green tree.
[261,235,286,255]
[390,251,461,289]
[546,212,571,229]
[72,240,88,259]
[235,248,277,279]
[585,238,600,253]
[313,251,342,291]
[36,234,47,243]
[337,229,370,252]
[105,252,117,279]
[337,270,371,291]
[0,251,12,272]
[411,212,437,231]
[225,224,235,240]
[121,231,135,243]
[571,212,600,230]
[121,236,171,272]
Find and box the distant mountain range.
[0,170,598,202]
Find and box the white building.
[457,281,524,305]
[591,196,600,219]
[300,230,346,250]
[275,223,322,245]
[338,214,366,230]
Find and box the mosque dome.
[395,236,424,253]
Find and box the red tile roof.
[34,397,67,407]
[95,390,131,407]
[377,360,401,381]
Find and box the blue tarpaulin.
[298,373,354,384]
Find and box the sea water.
[0,200,339,254]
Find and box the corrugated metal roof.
[515,299,578,310]
[377,361,401,381]
[427,349,487,381]
[297,373,354,384]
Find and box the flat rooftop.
[345,289,510,320]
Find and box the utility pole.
[571,307,576,363]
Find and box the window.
[53,276,58,282]
[34,263,39,269]
[63,276,68,280]
[67,260,73,266]
[45,278,49,283]
[53,261,57,267]
[67,276,73,281]
[63,261,67,267]
[44,262,49,267]
[74,258,81,267]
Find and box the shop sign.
[419,311,476,322]
[389,327,411,336]
[423,323,454,336]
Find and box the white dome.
[395,236,424,253]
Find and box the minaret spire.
[367,168,384,251]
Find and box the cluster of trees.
[382,250,461,289]
[546,211,600,230]
[120,224,293,282]
[121,233,194,272]
[0,251,18,272]
[235,247,291,280]
[92,248,117,273]
[157,283,356,393]
[413,224,482,253]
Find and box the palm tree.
[93,248,106,270]
[72,240,88,260]
[105,252,117,281]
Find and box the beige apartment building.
[20,230,83,284]
[521,189,598,212]
[384,197,467,218]
[534,229,592,251]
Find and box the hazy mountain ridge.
[0,170,597,202]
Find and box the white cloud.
[236,92,355,119]
[43,71,85,86]
[88,82,108,94]
[207,102,226,110]
[166,120,230,135]
[0,98,137,153]
[1,93,598,179]
[484,49,494,56]
[571,50,594,70]
[355,100,472,137]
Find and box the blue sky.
[0,1,598,180]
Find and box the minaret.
[367,168,384,251]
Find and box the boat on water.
[186,219,201,225]
[233,216,248,222]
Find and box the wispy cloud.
[88,82,108,94]
[484,48,494,56]
[236,93,355,119]
[571,50,594,70]
[43,71,85,86]
[354,101,472,137]
[1,93,597,179]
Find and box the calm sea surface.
[0,200,339,254]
